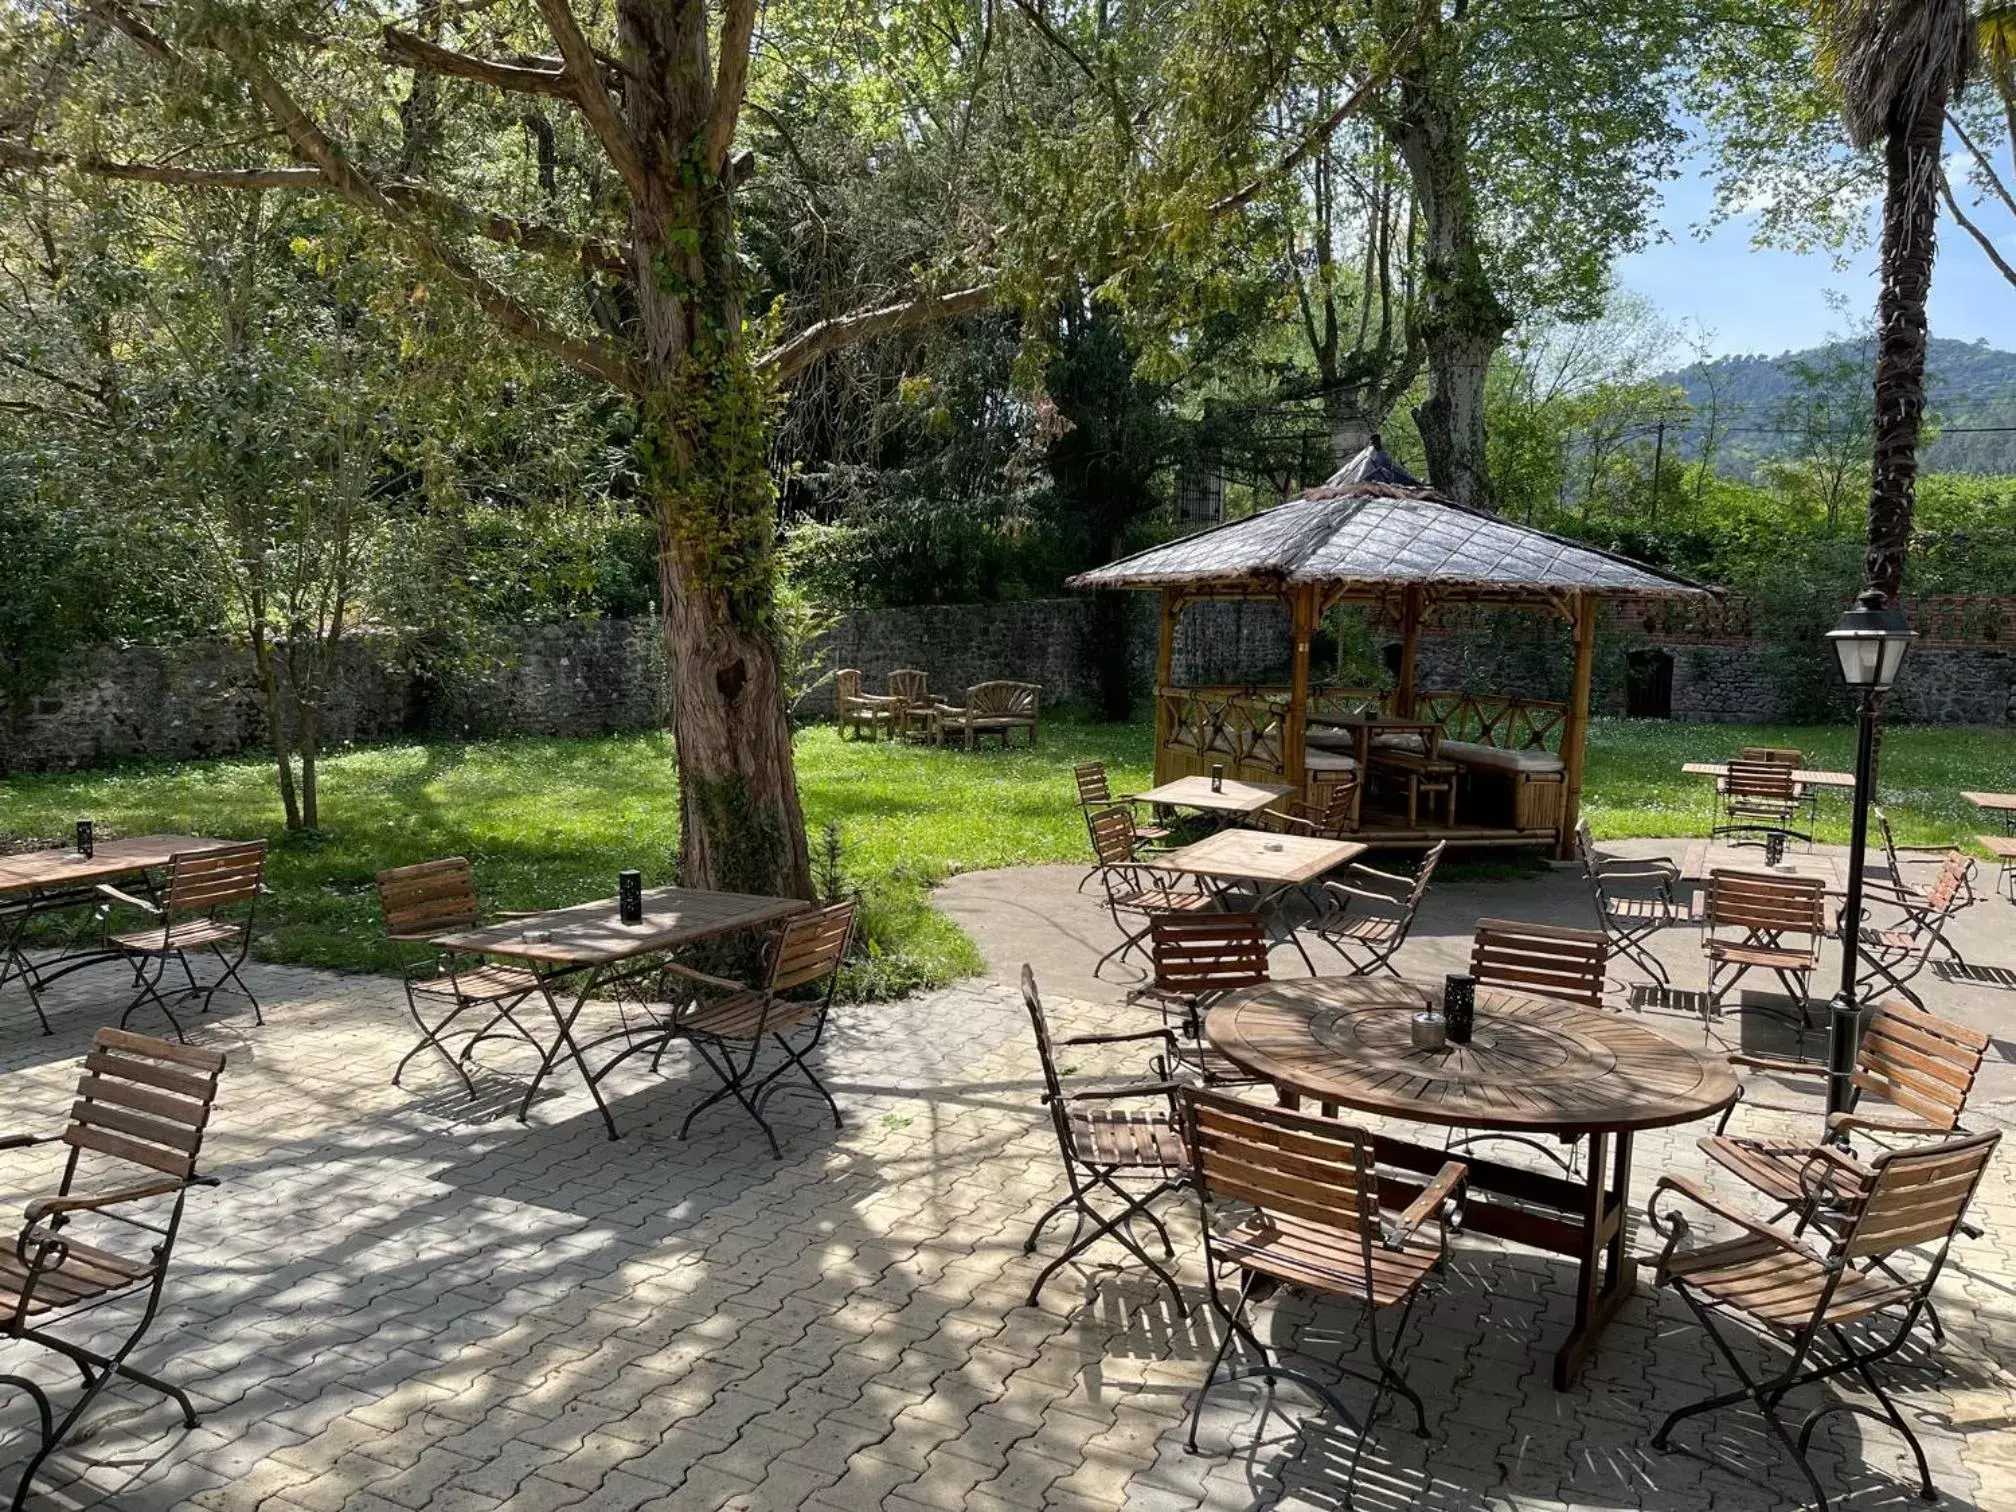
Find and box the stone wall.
[1,619,664,774]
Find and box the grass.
[2,713,2009,996]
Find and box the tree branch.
[381,26,573,97]
[383,183,630,274]
[760,284,992,386]
[1944,110,2016,222]
[706,0,757,177]
[1210,0,1436,218]
[85,0,183,67]
[533,0,648,202]
[0,139,321,189]
[1939,174,2016,290]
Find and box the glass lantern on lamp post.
[1821,589,1915,1117]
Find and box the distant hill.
[1658,337,2016,477]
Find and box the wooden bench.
[933,681,1040,749]
[1368,748,1458,829]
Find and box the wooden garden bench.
[932,681,1040,749]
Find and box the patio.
[2,850,2013,1510]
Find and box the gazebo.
[1066,444,1715,857]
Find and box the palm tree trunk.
[1863,92,1946,605]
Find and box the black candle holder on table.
[618,869,643,924]
[1443,973,1476,1045]
[74,820,93,860]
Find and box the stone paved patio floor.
[2,849,2014,1510]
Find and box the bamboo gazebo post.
[1285,584,1315,795]
[1154,588,1178,761]
[1557,590,1600,858]
[1395,583,1424,718]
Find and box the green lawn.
[2,715,2009,997]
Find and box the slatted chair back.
[1740,746,1803,768]
[1470,918,1607,1011]
[1703,869,1827,942]
[887,669,928,706]
[767,902,857,993]
[1306,777,1358,834]
[1152,913,1268,1000]
[835,668,863,702]
[968,680,1040,718]
[1087,805,1139,868]
[164,842,266,923]
[1075,762,1113,809]
[1924,851,1975,913]
[1837,1129,1999,1262]
[375,857,481,941]
[1020,966,1074,1145]
[1405,840,1448,912]
[1183,1087,1380,1241]
[1724,759,1798,804]
[1853,1000,1991,1132]
[63,1027,226,1184]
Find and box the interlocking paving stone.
[0,918,2010,1511]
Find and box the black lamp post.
[1821,588,1915,1118]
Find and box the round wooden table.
[1205,977,1738,1389]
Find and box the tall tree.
[1811,0,1977,602]
[0,0,991,897]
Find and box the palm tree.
[1810,0,1976,607]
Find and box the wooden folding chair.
[374,858,545,1095]
[1470,917,1608,1011]
[1,1029,226,1511]
[1309,840,1445,977]
[1852,852,1976,1008]
[1251,775,1361,841]
[1741,745,1817,830]
[1021,966,1189,1312]
[1575,820,1686,986]
[1180,1088,1463,1469]
[655,901,856,1158]
[1086,806,1215,978]
[1135,913,1269,1087]
[101,841,267,1040]
[1647,1130,2002,1512]
[1073,764,1172,892]
[1699,870,1827,1041]
[1713,759,1808,847]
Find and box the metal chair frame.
[1574,821,1685,986]
[1,1028,226,1511]
[1134,913,1270,1088]
[1647,1130,2001,1512]
[619,901,857,1158]
[1698,869,1827,1043]
[1086,806,1215,979]
[1179,1087,1463,1475]
[100,842,267,1041]
[374,858,546,1095]
[0,838,106,1035]
[1308,840,1445,977]
[1021,966,1190,1312]
[1712,758,1810,848]
[1850,854,1976,1010]
[1074,764,1173,893]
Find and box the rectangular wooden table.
[431,886,806,1139]
[1157,830,1366,971]
[1678,841,1844,888]
[1,835,239,1030]
[1964,791,2016,835]
[1680,761,1855,791]
[1126,775,1291,820]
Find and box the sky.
[1614,146,2011,361]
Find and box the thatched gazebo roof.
[1067,445,1711,604]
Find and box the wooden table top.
[433,886,807,966]
[1976,835,2016,859]
[1963,791,2016,814]
[0,835,236,894]
[1206,977,1738,1136]
[1678,841,1844,887]
[1126,776,1292,814]
[1158,828,1366,887]
[1680,761,1855,790]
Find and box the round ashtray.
[1263,841,1284,852]
[521,929,553,944]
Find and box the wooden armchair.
[1699,869,1828,1040]
[934,680,1040,749]
[2,1029,226,1510]
[1309,840,1445,977]
[885,668,932,738]
[1647,1130,2001,1512]
[101,841,268,1040]
[1085,806,1216,979]
[1575,820,1687,987]
[834,669,899,741]
[374,857,545,1096]
[1180,1088,1463,1463]
[1713,758,1808,846]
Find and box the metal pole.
[1826,686,1881,1119]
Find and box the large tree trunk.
[248,623,303,831]
[1384,37,1508,511]
[622,0,812,900]
[1863,93,1945,606]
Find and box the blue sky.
[1614,148,2010,361]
